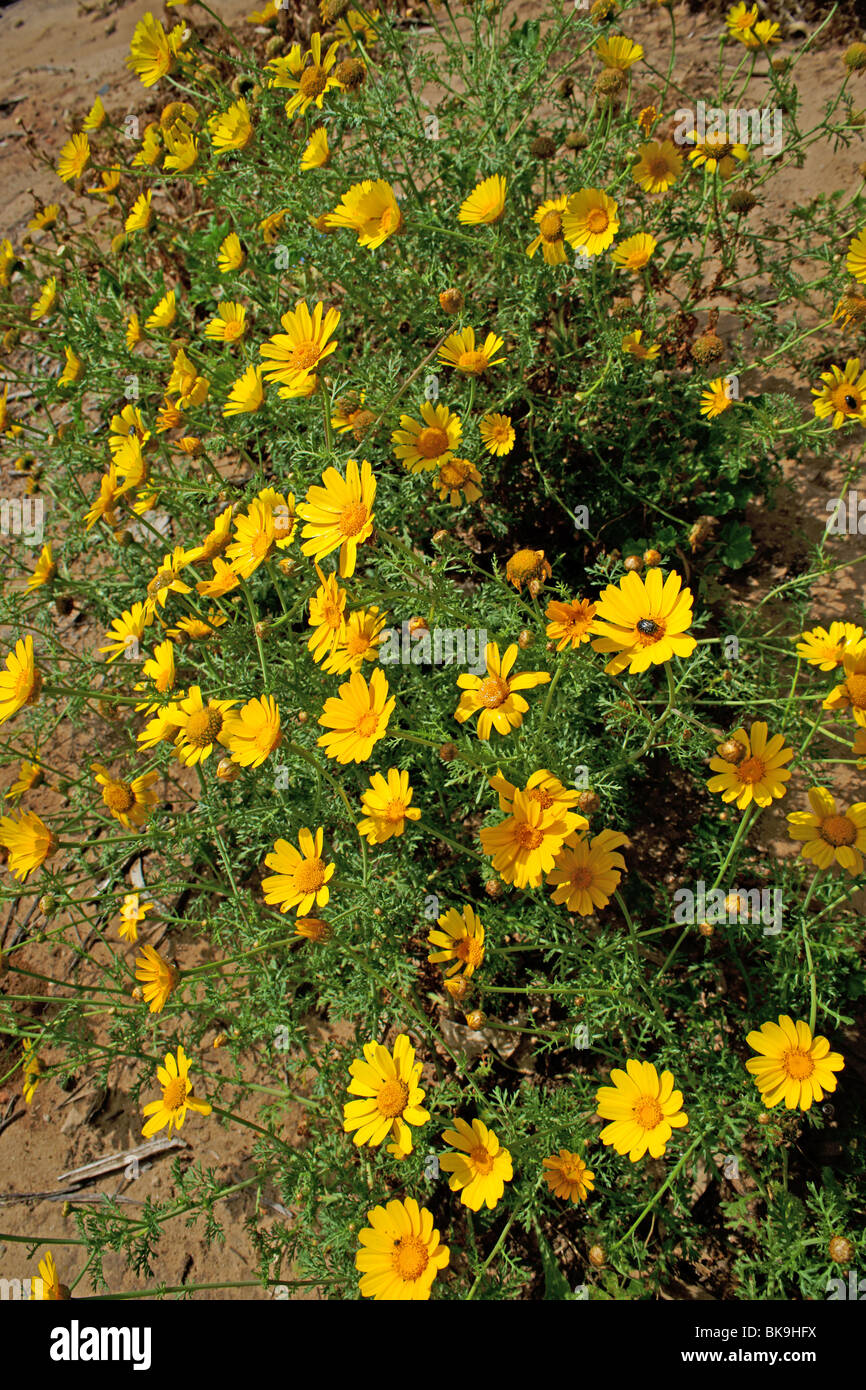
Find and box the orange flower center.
[846,673,866,708]
[539,210,564,241]
[340,501,369,537]
[185,707,224,747]
[15,667,40,705]
[820,814,857,846]
[440,460,469,487]
[391,1234,429,1282]
[222,319,244,342]
[529,787,554,810]
[385,798,406,822]
[515,822,544,850]
[735,755,766,785]
[104,781,135,813]
[293,857,326,893]
[646,154,672,180]
[300,65,328,98]
[469,1143,495,1175]
[477,675,509,708]
[457,350,488,373]
[456,936,484,968]
[416,426,450,458]
[633,1096,663,1130]
[559,1154,585,1182]
[635,617,665,645]
[782,1048,815,1081]
[163,1077,188,1111]
[585,207,609,233]
[355,710,380,738]
[376,1077,409,1118]
[704,136,733,159]
[289,341,322,371]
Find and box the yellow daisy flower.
[458,174,507,226]
[145,289,177,331]
[92,763,160,830]
[126,12,184,87]
[142,1045,211,1137]
[323,606,386,675]
[525,195,569,264]
[595,34,643,69]
[262,826,334,915]
[562,187,619,256]
[706,721,794,808]
[25,544,56,594]
[631,139,683,193]
[268,32,342,116]
[298,456,376,578]
[31,1251,68,1300]
[82,95,106,131]
[99,602,153,663]
[545,597,597,650]
[260,298,340,389]
[224,363,265,416]
[125,191,153,233]
[117,892,154,943]
[22,1039,42,1104]
[300,126,330,169]
[455,641,550,740]
[435,456,482,506]
[356,768,420,844]
[812,357,866,428]
[845,227,866,284]
[172,686,236,765]
[207,98,253,152]
[427,903,484,978]
[622,328,660,360]
[343,1034,430,1156]
[317,667,395,763]
[0,636,41,722]
[223,695,282,768]
[204,301,247,343]
[590,568,696,675]
[0,810,56,880]
[29,204,60,232]
[824,643,866,726]
[597,1059,688,1161]
[440,1117,513,1211]
[30,276,58,322]
[687,134,749,180]
[438,326,505,374]
[795,622,863,670]
[480,786,576,889]
[5,756,43,801]
[700,376,735,418]
[325,178,403,249]
[56,132,91,183]
[745,1017,844,1110]
[135,944,178,1013]
[218,232,246,274]
[59,346,83,386]
[479,412,515,455]
[308,567,348,663]
[392,401,462,472]
[611,231,657,271]
[356,1197,449,1301]
[542,1150,595,1203]
[787,787,866,875]
[547,828,628,915]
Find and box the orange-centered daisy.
[590,568,696,675]
[454,642,550,740]
[745,1016,844,1110]
[343,1034,430,1157]
[706,722,793,809]
[262,827,334,915]
[596,1059,688,1161]
[787,786,866,875]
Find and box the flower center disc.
[569,865,593,889]
[539,210,563,241]
[458,350,488,373]
[290,341,321,371]
[376,1078,409,1118]
[300,66,328,98]
[293,858,325,893]
[105,782,135,812]
[456,937,483,967]
[846,673,866,707]
[477,675,509,708]
[515,822,544,850]
[340,501,369,537]
[783,1048,815,1081]
[469,1144,495,1175]
[355,710,380,738]
[385,798,406,822]
[634,1096,663,1130]
[164,1077,187,1111]
[416,426,450,458]
[586,208,608,233]
[821,814,857,846]
[735,755,766,785]
[185,708,224,746]
[391,1234,429,1281]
